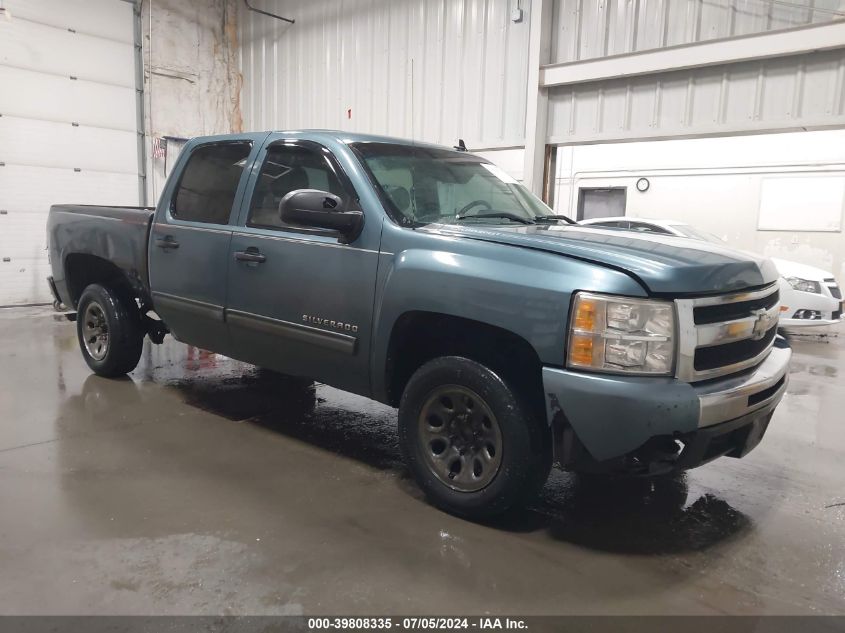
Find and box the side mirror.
[279,189,364,241]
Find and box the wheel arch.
[64,254,141,309]
[381,310,545,416]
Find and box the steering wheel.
[457,200,492,216]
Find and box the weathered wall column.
[140,0,243,202]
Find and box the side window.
[172,142,252,224]
[591,220,628,229]
[247,145,347,230]
[629,222,671,235]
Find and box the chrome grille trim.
[675,283,780,382]
[695,302,780,348]
[685,284,781,307]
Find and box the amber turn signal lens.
[569,334,594,366]
[574,299,598,332]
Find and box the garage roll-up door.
[0,0,140,306]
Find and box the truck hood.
[425,223,779,294]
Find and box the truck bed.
[47,204,156,309]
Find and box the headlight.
[567,292,675,375]
[785,277,821,294]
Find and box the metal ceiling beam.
[541,21,845,89]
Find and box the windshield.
[350,142,565,226]
[672,224,725,243]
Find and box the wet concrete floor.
[0,307,843,615]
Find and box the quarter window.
[172,142,252,224]
[248,145,347,230]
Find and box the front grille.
[829,286,842,300]
[695,326,777,371]
[694,291,779,325]
[676,283,780,382]
[834,309,842,320]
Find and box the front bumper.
[779,289,842,330]
[779,313,843,332]
[542,341,791,470]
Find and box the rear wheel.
[76,284,144,377]
[398,356,551,518]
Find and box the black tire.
[398,356,551,518]
[76,284,144,377]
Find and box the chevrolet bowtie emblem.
[750,308,772,341]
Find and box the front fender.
[369,224,646,401]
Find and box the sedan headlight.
[785,276,822,294]
[567,292,675,375]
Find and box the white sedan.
[579,217,843,333]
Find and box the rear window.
[172,142,252,224]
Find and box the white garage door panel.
[0,116,138,174]
[0,19,134,87]
[0,258,54,306]
[0,165,139,213]
[0,66,136,131]
[0,211,49,259]
[0,2,136,306]
[4,0,133,43]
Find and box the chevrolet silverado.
[47,131,791,517]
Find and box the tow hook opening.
[624,436,686,476]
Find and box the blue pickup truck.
[47,131,791,517]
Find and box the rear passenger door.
[149,136,265,354]
[224,140,381,396]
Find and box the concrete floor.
[0,307,843,616]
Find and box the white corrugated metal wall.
[541,0,845,147]
[537,0,845,280]
[550,0,845,64]
[0,0,140,306]
[239,0,532,149]
[546,47,845,144]
[236,0,845,277]
[239,0,845,149]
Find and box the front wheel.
[398,356,551,518]
[76,284,144,377]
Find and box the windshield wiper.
[455,212,535,225]
[534,214,575,224]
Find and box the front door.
[149,137,263,354]
[224,140,381,395]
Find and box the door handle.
[234,248,266,264]
[155,236,180,250]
